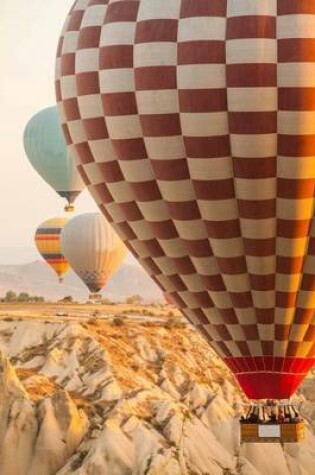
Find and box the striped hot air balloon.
[24,106,85,212]
[61,213,127,295]
[56,1,315,400]
[35,217,69,283]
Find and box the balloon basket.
[240,402,305,443]
[88,293,102,304]
[240,421,304,443]
[64,204,74,213]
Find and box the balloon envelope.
[56,1,315,399]
[35,217,69,282]
[24,106,85,210]
[164,292,175,306]
[61,213,127,293]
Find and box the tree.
[1,291,45,303]
[17,292,30,302]
[125,295,143,305]
[59,295,73,303]
[32,296,45,303]
[5,291,17,302]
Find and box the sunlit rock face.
[0,349,88,475]
[0,318,314,474]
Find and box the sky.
[0,0,99,264]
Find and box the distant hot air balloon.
[35,217,69,283]
[23,106,85,212]
[56,1,315,402]
[61,213,127,297]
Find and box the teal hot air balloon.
[23,106,85,212]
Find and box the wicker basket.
[240,422,305,443]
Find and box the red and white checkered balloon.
[56,0,315,399]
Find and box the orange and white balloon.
[61,213,127,294]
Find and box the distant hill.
[0,261,163,303]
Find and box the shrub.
[112,316,125,326]
[59,295,73,303]
[164,316,185,329]
[125,295,143,305]
[70,450,89,470]
[88,317,98,325]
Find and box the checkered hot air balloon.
[24,106,85,212]
[61,213,127,295]
[35,217,70,283]
[56,0,315,400]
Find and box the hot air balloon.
[24,106,85,212]
[35,217,69,283]
[61,213,127,299]
[55,0,315,421]
[163,292,175,306]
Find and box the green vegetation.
[125,294,143,305]
[58,295,73,303]
[164,315,185,329]
[112,316,125,326]
[0,290,45,303]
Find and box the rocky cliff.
[0,315,314,474]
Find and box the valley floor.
[0,305,314,474]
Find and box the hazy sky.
[0,0,99,264]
